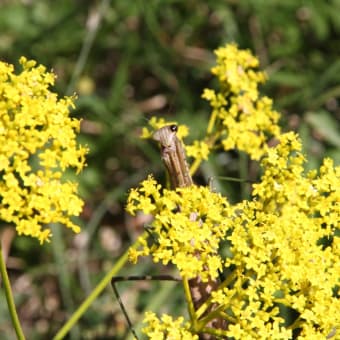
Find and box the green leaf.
[305,110,340,147]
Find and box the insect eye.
[169,124,178,132]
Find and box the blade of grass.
[51,224,79,340]
[66,0,110,95]
[52,231,147,340]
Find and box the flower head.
[142,312,198,340]
[202,43,281,160]
[127,176,231,281]
[0,57,87,243]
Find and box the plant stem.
[239,151,250,199]
[189,157,202,176]
[0,241,26,340]
[207,110,217,135]
[66,0,110,95]
[182,276,197,328]
[52,232,147,340]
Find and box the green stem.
[189,134,220,177]
[207,110,217,135]
[182,276,197,329]
[66,0,110,95]
[189,157,202,177]
[52,232,147,340]
[0,241,26,340]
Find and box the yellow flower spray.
[126,44,340,339]
[0,57,87,243]
[0,57,87,339]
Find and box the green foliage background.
[0,0,339,339]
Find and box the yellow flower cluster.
[0,57,87,243]
[185,140,210,161]
[127,176,231,282]
[128,44,339,338]
[127,132,339,338]
[219,132,339,339]
[202,43,281,160]
[142,312,198,340]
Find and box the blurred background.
[0,0,339,339]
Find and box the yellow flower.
[126,175,159,215]
[185,140,210,160]
[142,312,198,340]
[0,57,87,243]
[202,43,281,160]
[126,179,231,281]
